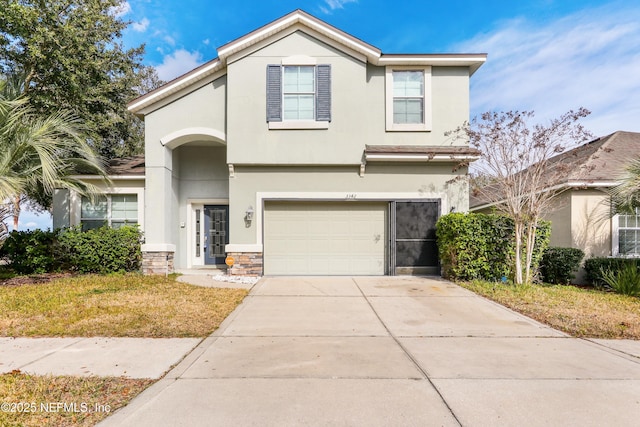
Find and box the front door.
[203,205,228,265]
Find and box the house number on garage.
[345,194,357,199]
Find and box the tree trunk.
[12,195,21,231]
[524,222,537,284]
[514,220,524,284]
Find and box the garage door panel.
[264,202,386,275]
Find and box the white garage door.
[264,201,386,275]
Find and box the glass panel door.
[203,205,229,265]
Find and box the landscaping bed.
[460,281,640,339]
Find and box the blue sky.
[19,0,640,230]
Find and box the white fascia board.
[218,13,380,63]
[566,180,619,188]
[377,55,487,75]
[70,175,144,181]
[365,154,481,162]
[128,59,223,114]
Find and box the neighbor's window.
[618,207,640,256]
[81,194,138,231]
[283,65,315,120]
[393,70,424,124]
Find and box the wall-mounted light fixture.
[244,205,255,227]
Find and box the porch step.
[175,266,228,276]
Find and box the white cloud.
[456,5,640,137]
[163,35,176,46]
[320,0,357,14]
[203,38,210,46]
[132,17,150,32]
[109,1,131,17]
[155,49,204,81]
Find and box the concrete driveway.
[100,276,640,426]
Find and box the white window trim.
[186,199,229,268]
[385,65,432,132]
[268,120,329,130]
[611,211,640,257]
[612,213,620,257]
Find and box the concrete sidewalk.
[99,276,640,426]
[0,337,201,379]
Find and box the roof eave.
[127,59,224,114]
[377,54,487,75]
[366,153,481,162]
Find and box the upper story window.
[393,71,424,124]
[267,62,331,129]
[81,194,138,231]
[283,66,315,120]
[385,66,432,132]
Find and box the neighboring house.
[54,10,486,276]
[470,131,640,281]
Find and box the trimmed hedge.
[540,247,585,284]
[0,226,142,274]
[59,226,142,274]
[584,257,640,287]
[436,212,550,282]
[0,229,62,274]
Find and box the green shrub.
[540,247,585,284]
[600,264,640,296]
[584,257,640,286]
[0,229,63,274]
[436,213,550,282]
[58,226,142,274]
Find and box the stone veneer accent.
[142,251,175,275]
[226,252,263,276]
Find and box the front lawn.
[0,273,249,426]
[0,274,248,337]
[460,281,640,339]
[0,372,153,427]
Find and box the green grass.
[0,274,248,337]
[460,281,640,339]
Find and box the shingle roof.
[551,131,640,182]
[106,155,145,176]
[365,145,481,156]
[470,131,640,208]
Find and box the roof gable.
[128,9,486,115]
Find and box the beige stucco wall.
[139,29,474,269]
[570,189,611,258]
[229,164,468,245]
[545,191,572,248]
[226,31,471,165]
[142,75,227,248]
[173,145,229,267]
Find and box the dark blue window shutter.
[266,65,282,122]
[316,64,331,122]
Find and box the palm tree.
[0,73,107,234]
[609,158,640,215]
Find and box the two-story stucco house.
[53,10,486,276]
